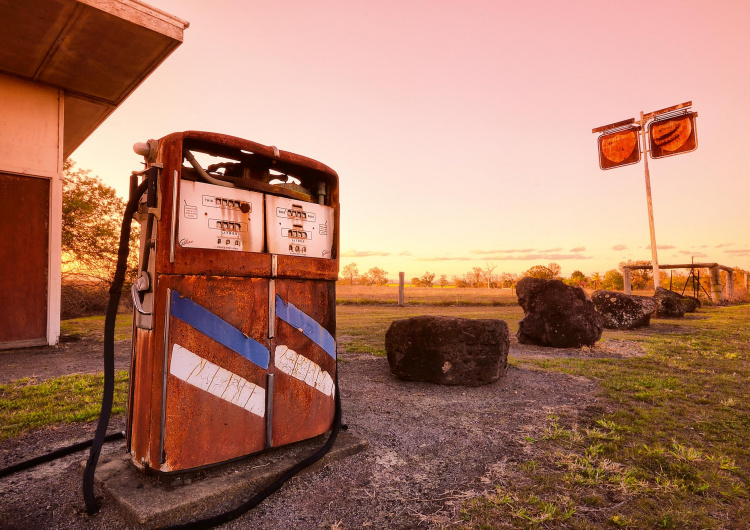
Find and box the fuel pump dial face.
[265,195,334,258]
[177,180,264,252]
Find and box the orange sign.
[649,112,698,159]
[598,127,641,170]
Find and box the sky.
[72,0,750,280]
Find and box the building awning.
[0,0,188,158]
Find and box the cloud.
[540,248,562,253]
[715,243,735,248]
[677,251,708,257]
[340,250,391,257]
[725,248,750,255]
[417,253,591,262]
[569,246,586,252]
[612,244,628,251]
[398,251,412,256]
[646,244,676,250]
[471,248,535,254]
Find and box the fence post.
[709,266,723,303]
[726,270,734,300]
[398,272,405,307]
[622,267,631,295]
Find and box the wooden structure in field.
[0,0,188,349]
[622,262,747,302]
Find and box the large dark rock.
[591,290,656,330]
[653,287,686,318]
[516,277,603,347]
[385,316,509,386]
[654,287,700,313]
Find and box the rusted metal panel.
[270,279,336,447]
[139,275,271,471]
[649,112,698,159]
[643,101,692,121]
[597,126,641,170]
[152,132,340,280]
[129,328,155,467]
[0,174,48,344]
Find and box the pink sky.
[73,0,750,279]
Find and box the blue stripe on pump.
[170,290,270,370]
[275,295,336,360]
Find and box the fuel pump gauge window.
[179,180,264,252]
[266,195,333,258]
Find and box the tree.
[363,267,389,286]
[524,265,555,279]
[547,263,561,279]
[484,262,497,288]
[602,269,624,290]
[453,275,469,288]
[591,272,602,290]
[341,263,359,285]
[62,159,137,280]
[420,271,435,287]
[61,159,140,317]
[620,260,651,290]
[438,274,448,287]
[500,272,520,290]
[469,267,484,287]
[568,270,588,287]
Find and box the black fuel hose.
[0,432,124,479]
[82,179,148,514]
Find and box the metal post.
[639,111,660,291]
[623,267,632,295]
[398,272,405,307]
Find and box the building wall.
[0,73,63,348]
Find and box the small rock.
[591,290,655,330]
[516,277,603,347]
[385,315,509,386]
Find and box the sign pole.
[639,110,660,291]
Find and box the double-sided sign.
[594,104,698,170]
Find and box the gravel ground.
[0,335,636,529]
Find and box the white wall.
[0,72,63,346]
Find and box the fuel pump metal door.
[158,275,271,472]
[270,278,336,447]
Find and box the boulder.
[385,316,509,386]
[591,290,656,330]
[653,287,686,318]
[516,277,603,347]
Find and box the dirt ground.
[0,334,642,529]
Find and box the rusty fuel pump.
[126,131,340,472]
[2,131,340,525]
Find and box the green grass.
[337,305,523,356]
[60,313,133,341]
[0,371,129,439]
[461,304,750,528]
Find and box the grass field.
[3,286,749,527]
[337,284,520,306]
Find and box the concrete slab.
[94,431,368,527]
